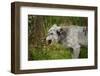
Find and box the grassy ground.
[29,43,88,60]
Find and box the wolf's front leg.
[72,45,80,59]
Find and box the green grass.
[28,43,88,60]
[79,46,88,58]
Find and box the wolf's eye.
[50,33,53,35]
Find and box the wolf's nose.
[48,40,52,44]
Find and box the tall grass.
[29,44,88,60]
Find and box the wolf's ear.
[56,28,63,36]
[59,28,67,36]
[56,30,61,36]
[53,24,57,27]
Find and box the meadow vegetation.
[28,15,88,60]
